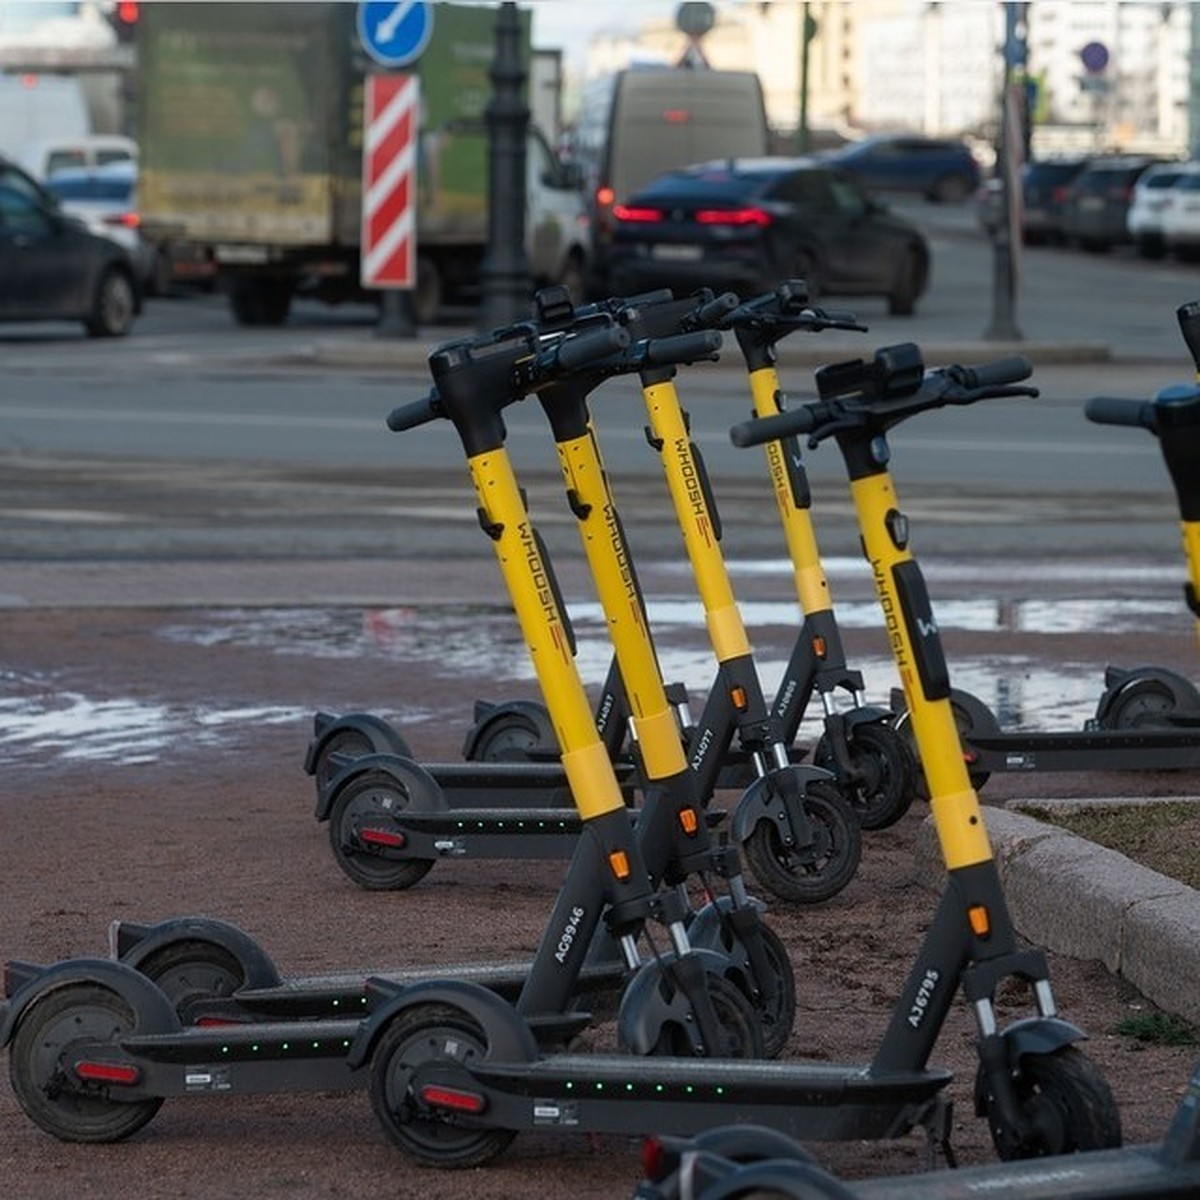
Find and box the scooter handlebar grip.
[730,405,815,448]
[1084,395,1157,430]
[553,325,630,372]
[643,329,722,366]
[387,392,442,432]
[693,291,740,327]
[956,356,1033,390]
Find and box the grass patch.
[1112,1011,1199,1046]
[1015,801,1200,890]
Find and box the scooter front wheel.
[742,781,861,905]
[327,769,436,891]
[9,982,163,1143]
[621,970,764,1059]
[974,1044,1121,1160]
[369,1001,517,1168]
[813,722,917,831]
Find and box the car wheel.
[887,248,921,316]
[84,268,137,338]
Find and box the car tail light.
[612,204,664,223]
[104,212,141,229]
[695,207,772,227]
[1051,184,1070,203]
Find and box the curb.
[304,335,1113,372]
[916,807,1200,1027]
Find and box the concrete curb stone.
[916,806,1200,1027]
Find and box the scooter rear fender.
[314,751,447,823]
[346,976,537,1070]
[1,957,181,1046]
[111,916,282,991]
[303,711,412,778]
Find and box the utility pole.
[984,1,1025,342]
[797,2,816,154]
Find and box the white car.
[1159,163,1200,261]
[1127,161,1193,259]
[42,160,162,293]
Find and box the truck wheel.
[229,278,292,326]
[413,255,442,325]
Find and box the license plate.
[651,243,703,262]
[1079,196,1104,212]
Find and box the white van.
[18,134,139,181]
[570,67,771,291]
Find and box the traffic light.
[108,1,139,44]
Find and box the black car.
[819,134,981,203]
[1060,156,1163,252]
[605,157,930,316]
[0,155,141,336]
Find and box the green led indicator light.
[566,1081,575,1091]
[281,1042,290,1051]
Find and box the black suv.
[1060,157,1163,251]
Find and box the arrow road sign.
[357,1,434,69]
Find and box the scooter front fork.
[758,742,818,851]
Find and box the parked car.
[42,160,163,293]
[1060,156,1163,251]
[819,134,981,203]
[605,157,930,316]
[975,158,1091,244]
[1132,161,1197,259]
[1161,165,1200,261]
[0,154,141,337]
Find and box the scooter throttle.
[1084,396,1158,430]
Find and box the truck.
[135,2,588,326]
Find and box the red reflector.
[419,1083,487,1114]
[612,204,663,223]
[360,827,405,848]
[662,107,691,124]
[641,1135,666,1181]
[695,208,771,227]
[74,1060,140,1085]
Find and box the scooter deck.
[463,1054,952,1141]
[966,726,1200,774]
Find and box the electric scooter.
[1081,298,1200,731]
[2,334,1117,1168]
[443,283,915,832]
[334,347,1115,1164]
[314,287,862,908]
[0,323,772,1152]
[885,309,1200,792]
[635,1053,1200,1199]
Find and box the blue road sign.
[357,1,434,69]
[1080,40,1109,74]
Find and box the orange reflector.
[420,1084,487,1114]
[730,686,748,711]
[360,827,406,848]
[74,1060,141,1085]
[967,905,990,937]
[608,850,631,880]
[812,636,827,659]
[678,808,699,835]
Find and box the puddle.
[6,590,1192,768]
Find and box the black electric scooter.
[0,323,776,1151]
[635,1053,1200,1199]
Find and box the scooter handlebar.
[386,390,443,432]
[549,324,632,374]
[642,328,723,366]
[729,404,821,448]
[1084,395,1157,430]
[946,355,1033,390]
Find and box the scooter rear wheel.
[369,1001,517,1168]
[813,723,917,831]
[1099,676,1190,729]
[624,971,765,1059]
[974,1044,1121,1159]
[313,726,411,794]
[742,781,861,905]
[9,982,163,1143]
[135,940,245,1022]
[327,769,435,891]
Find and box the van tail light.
[612,204,664,223]
[594,185,615,239]
[1051,184,1069,203]
[104,212,141,230]
[695,207,772,227]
